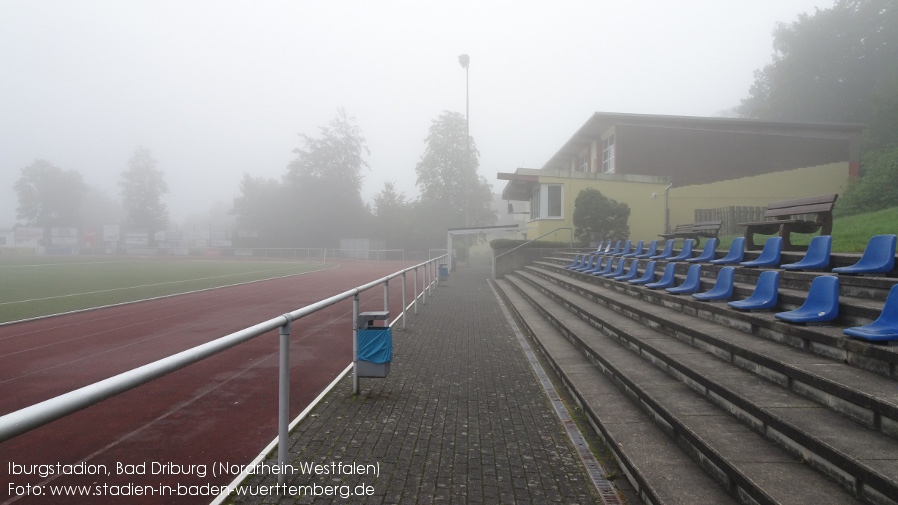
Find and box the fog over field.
[0,0,826,227]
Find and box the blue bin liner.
[358,327,392,364]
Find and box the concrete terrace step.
[495,279,740,505]
[510,269,898,505]
[525,265,898,437]
[496,276,863,505]
[538,259,898,380]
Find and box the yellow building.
[499,112,862,244]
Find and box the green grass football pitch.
[0,256,334,324]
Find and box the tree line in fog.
[231,108,495,250]
[12,109,496,252]
[13,147,168,234]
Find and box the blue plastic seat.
[693,266,735,301]
[585,256,608,275]
[568,254,587,270]
[603,258,627,278]
[613,240,632,257]
[622,240,644,258]
[650,239,675,260]
[565,254,584,269]
[606,241,621,256]
[573,255,598,272]
[635,240,658,259]
[667,264,702,294]
[832,234,897,275]
[668,239,695,261]
[740,236,782,268]
[615,259,641,281]
[728,271,779,311]
[843,284,898,342]
[711,237,745,265]
[594,241,605,253]
[592,256,616,276]
[645,263,677,289]
[687,238,718,263]
[775,275,839,324]
[629,261,657,285]
[782,235,832,271]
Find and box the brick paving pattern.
[231,266,601,504]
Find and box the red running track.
[0,260,424,505]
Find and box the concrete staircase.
[493,250,898,505]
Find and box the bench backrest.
[764,194,838,219]
[691,220,722,233]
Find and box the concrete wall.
[521,162,849,244]
[667,162,850,229]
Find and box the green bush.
[572,188,630,246]
[837,145,898,217]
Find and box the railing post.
[401,271,407,329]
[352,293,360,394]
[430,259,435,293]
[277,318,291,484]
[383,279,389,313]
[414,267,419,313]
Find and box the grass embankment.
[0,257,332,324]
[716,206,898,253]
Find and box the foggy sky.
[0,0,827,227]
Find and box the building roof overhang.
[497,171,539,201]
[540,111,866,171]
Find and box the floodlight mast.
[458,54,470,228]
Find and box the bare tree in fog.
[284,108,370,247]
[120,147,168,232]
[81,186,124,230]
[231,174,290,247]
[371,181,417,250]
[415,111,496,245]
[13,159,85,227]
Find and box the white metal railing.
[0,254,446,482]
[492,227,573,278]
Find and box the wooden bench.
[738,194,838,251]
[659,220,722,246]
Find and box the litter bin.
[356,311,391,378]
[438,264,449,281]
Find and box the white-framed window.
[530,184,563,220]
[602,134,615,173]
[577,150,589,172]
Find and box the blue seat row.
[573,234,895,275]
[566,250,898,342]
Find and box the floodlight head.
[458,54,470,69]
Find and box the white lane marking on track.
[0,266,363,383]
[1,265,322,306]
[0,260,140,269]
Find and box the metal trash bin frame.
[356,311,391,378]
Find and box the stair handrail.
[492,227,574,278]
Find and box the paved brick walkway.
[230,266,603,504]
